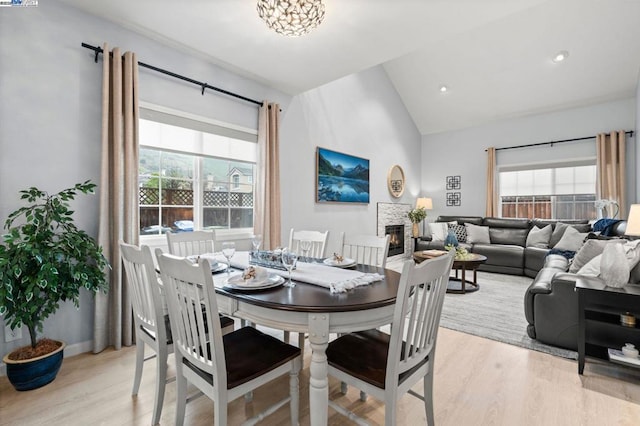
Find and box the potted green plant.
[408,207,427,238]
[0,181,108,391]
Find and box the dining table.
[208,251,401,426]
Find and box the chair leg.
[298,333,306,359]
[283,330,290,344]
[290,358,301,426]
[384,395,397,426]
[175,360,187,426]
[359,391,367,402]
[132,340,145,396]
[151,349,168,425]
[424,371,435,426]
[214,396,228,425]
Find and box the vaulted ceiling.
[59,0,640,135]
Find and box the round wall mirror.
[387,165,405,198]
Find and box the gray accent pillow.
[569,239,625,273]
[526,225,552,248]
[553,226,588,251]
[549,222,569,247]
[465,223,490,244]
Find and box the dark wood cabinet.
[577,277,640,374]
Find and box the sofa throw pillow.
[526,225,552,248]
[577,239,640,277]
[553,226,588,251]
[568,239,625,273]
[549,222,569,247]
[429,222,449,241]
[449,223,467,243]
[465,223,490,244]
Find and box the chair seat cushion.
[326,329,427,390]
[219,314,235,330]
[143,312,233,345]
[183,326,300,389]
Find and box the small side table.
[577,277,640,375]
[413,251,486,294]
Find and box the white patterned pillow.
[448,223,467,243]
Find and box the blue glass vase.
[444,229,459,248]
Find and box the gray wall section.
[421,98,637,219]
[0,0,289,355]
[280,66,423,255]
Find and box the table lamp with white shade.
[625,204,640,236]
[416,197,433,236]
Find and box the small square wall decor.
[446,192,461,207]
[446,175,461,190]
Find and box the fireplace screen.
[385,225,404,256]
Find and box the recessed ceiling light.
[552,50,569,63]
[439,85,448,93]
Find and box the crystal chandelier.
[257,0,326,37]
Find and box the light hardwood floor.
[1,327,640,426]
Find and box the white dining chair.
[285,228,330,355]
[156,252,302,426]
[326,252,454,426]
[120,242,174,426]
[166,230,216,257]
[288,228,329,258]
[340,233,390,269]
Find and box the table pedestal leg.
[308,313,330,426]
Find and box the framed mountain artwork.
[316,147,370,204]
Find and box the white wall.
[421,98,637,219]
[0,0,289,356]
[280,66,422,255]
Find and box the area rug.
[438,271,578,360]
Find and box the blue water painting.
[316,148,370,203]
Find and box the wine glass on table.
[299,239,312,262]
[251,234,263,252]
[221,242,236,276]
[281,248,298,288]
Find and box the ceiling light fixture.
[552,50,569,63]
[257,0,326,37]
[439,85,448,93]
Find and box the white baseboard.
[0,339,92,377]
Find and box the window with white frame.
[499,163,597,220]
[138,107,257,236]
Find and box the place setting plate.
[186,255,228,274]
[322,257,356,268]
[224,274,285,291]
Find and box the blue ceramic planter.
[3,341,65,391]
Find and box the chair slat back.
[289,229,329,258]
[156,252,226,388]
[386,253,454,387]
[341,233,390,268]
[120,242,164,339]
[166,230,216,257]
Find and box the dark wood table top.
[215,264,401,313]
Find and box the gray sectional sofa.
[415,215,590,278]
[524,220,640,350]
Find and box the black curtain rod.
[81,42,263,107]
[487,130,635,152]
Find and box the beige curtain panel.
[94,44,140,353]
[596,131,627,219]
[254,102,282,250]
[486,147,497,217]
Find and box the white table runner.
[205,251,384,293]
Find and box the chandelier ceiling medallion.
[257,0,326,37]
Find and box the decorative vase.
[444,229,459,248]
[3,341,65,391]
[600,243,629,288]
[412,223,420,238]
